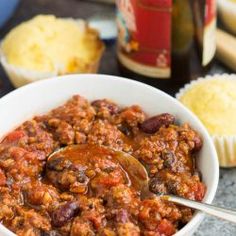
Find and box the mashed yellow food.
[179,79,236,136]
[2,15,104,73]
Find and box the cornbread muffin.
[0,15,104,87]
[176,74,236,167]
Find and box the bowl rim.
[0,74,219,236]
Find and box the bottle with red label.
[116,0,216,93]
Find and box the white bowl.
[218,0,236,35]
[0,74,219,236]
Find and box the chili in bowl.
[0,74,219,236]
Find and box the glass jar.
[116,0,216,94]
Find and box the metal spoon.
[48,144,236,224]
[114,148,236,224]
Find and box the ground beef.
[0,95,205,236]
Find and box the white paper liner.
[212,135,236,168]
[176,74,236,167]
[0,18,104,88]
[0,52,57,88]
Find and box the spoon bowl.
[47,144,149,191]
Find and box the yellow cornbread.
[177,75,236,167]
[1,15,104,74]
[179,79,236,136]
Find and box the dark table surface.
[0,0,235,235]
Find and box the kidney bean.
[116,209,129,223]
[92,99,119,115]
[140,113,175,134]
[192,135,203,152]
[166,180,178,195]
[118,124,132,136]
[162,151,176,168]
[149,178,167,195]
[51,201,80,227]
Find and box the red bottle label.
[117,0,216,78]
[202,0,216,66]
[205,0,216,25]
[117,0,172,78]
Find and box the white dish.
[0,74,219,236]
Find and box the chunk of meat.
[48,119,75,145]
[47,167,89,194]
[135,124,201,176]
[50,95,95,126]
[20,120,56,159]
[105,184,136,206]
[139,199,181,231]
[87,120,128,150]
[113,105,146,128]
[10,207,51,235]
[117,222,140,236]
[70,218,95,236]
[92,99,119,119]
[98,228,116,236]
[178,124,203,153]
[156,170,206,201]
[0,204,14,221]
[24,181,59,209]
[0,147,43,182]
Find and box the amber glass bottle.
[116,0,216,94]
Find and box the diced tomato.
[0,169,6,186]
[157,219,176,236]
[193,182,206,201]
[93,170,124,188]
[83,211,103,230]
[4,130,25,143]
[8,147,27,160]
[93,175,122,187]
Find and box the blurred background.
[0,0,233,97]
[0,0,118,96]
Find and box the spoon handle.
[168,195,236,223]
